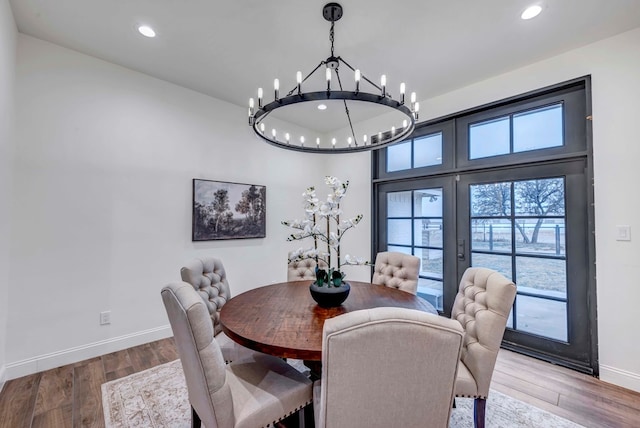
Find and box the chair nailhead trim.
[260,400,313,428]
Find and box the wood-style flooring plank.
[101,349,134,382]
[491,369,560,405]
[0,372,42,428]
[72,357,105,428]
[154,337,179,363]
[128,342,162,373]
[32,365,73,428]
[489,381,590,427]
[31,406,73,428]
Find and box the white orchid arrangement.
[282,176,369,287]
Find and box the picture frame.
[192,179,266,241]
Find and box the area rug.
[102,359,584,428]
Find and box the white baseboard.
[600,364,640,393]
[0,364,6,394]
[4,325,172,381]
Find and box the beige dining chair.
[161,282,313,428]
[287,256,327,281]
[313,307,464,428]
[371,251,420,294]
[451,267,517,428]
[180,257,255,363]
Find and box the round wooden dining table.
[219,280,437,362]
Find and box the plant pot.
[309,282,351,308]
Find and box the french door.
[375,161,594,372]
[456,160,593,370]
[373,77,596,374]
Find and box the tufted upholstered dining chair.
[180,257,254,363]
[287,257,328,281]
[451,267,516,428]
[161,282,313,428]
[371,251,420,294]
[313,307,464,428]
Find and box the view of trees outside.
[193,180,266,240]
[470,177,568,341]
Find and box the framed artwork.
[192,179,266,241]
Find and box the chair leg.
[473,398,486,428]
[191,405,202,428]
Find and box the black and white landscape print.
[192,179,266,241]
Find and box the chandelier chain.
[330,21,335,57]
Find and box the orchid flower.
[283,176,367,285]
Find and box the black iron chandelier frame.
[248,3,419,154]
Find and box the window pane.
[515,219,565,256]
[414,219,442,248]
[387,219,411,245]
[470,182,511,216]
[507,308,514,329]
[387,245,411,254]
[513,104,563,153]
[414,188,442,217]
[514,178,565,216]
[387,141,411,172]
[471,253,512,280]
[414,133,442,168]
[471,219,512,252]
[516,256,567,295]
[469,116,510,159]
[417,278,443,311]
[415,248,443,279]
[387,191,412,217]
[516,295,567,342]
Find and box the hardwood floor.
[1,338,639,427]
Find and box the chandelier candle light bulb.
[400,82,406,104]
[274,79,279,101]
[355,69,361,92]
[326,67,332,90]
[296,71,302,94]
[381,75,386,96]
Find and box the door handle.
[457,239,465,260]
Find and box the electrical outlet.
[100,311,111,325]
[616,225,631,241]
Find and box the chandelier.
[247,3,419,153]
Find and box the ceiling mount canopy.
[248,3,419,154]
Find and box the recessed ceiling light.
[137,25,156,38]
[521,5,542,20]
[317,104,327,110]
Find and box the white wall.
[346,27,640,391]
[6,34,335,377]
[0,0,17,390]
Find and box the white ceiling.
[9,0,640,133]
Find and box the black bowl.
[309,282,351,308]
